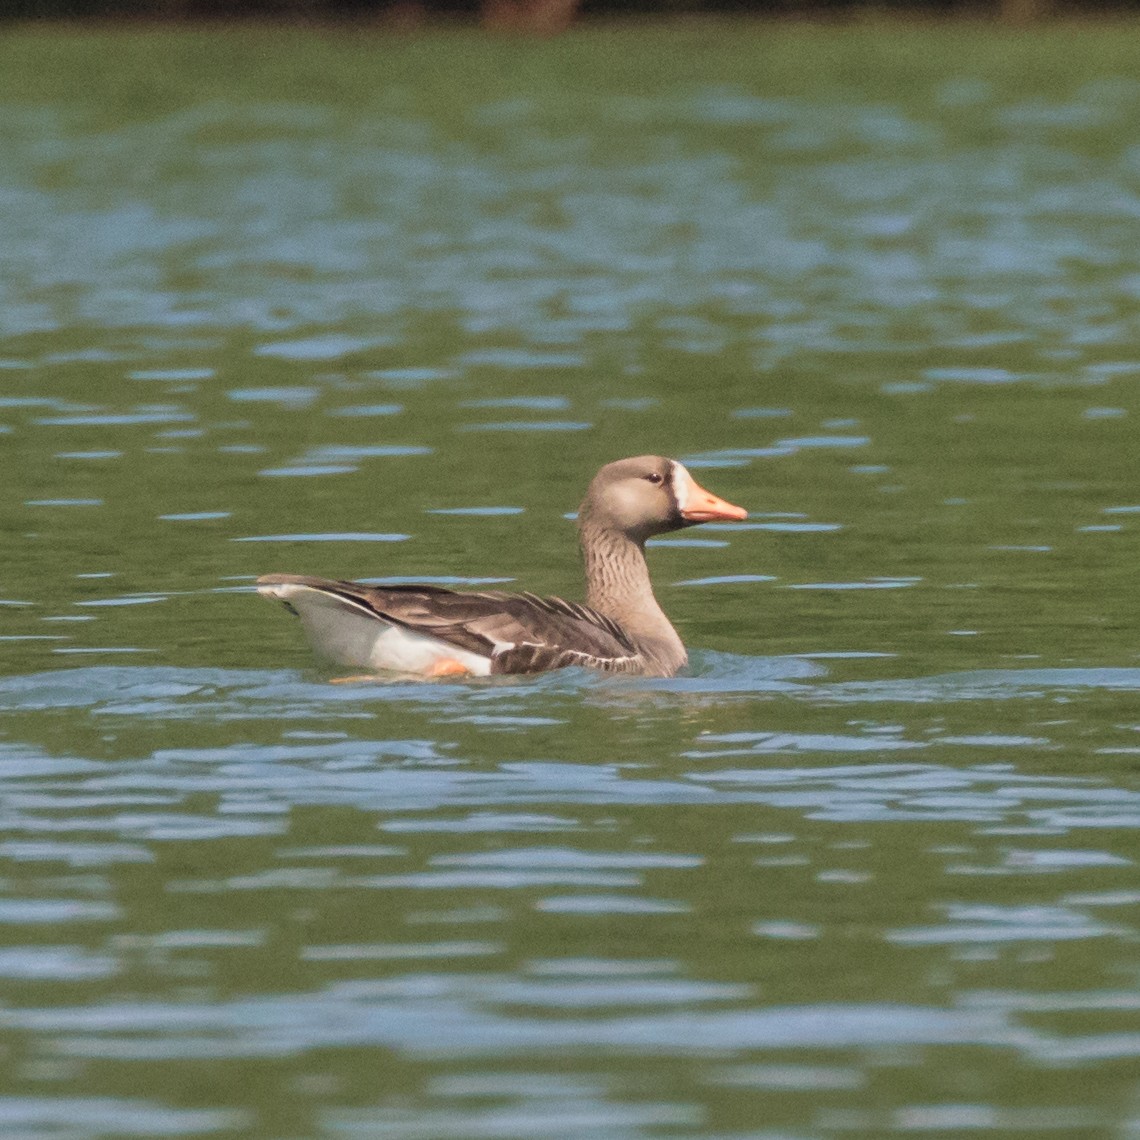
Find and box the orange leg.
[328,660,471,683]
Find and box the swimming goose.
[256,455,746,678]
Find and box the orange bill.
[673,463,748,523]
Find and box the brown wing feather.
[256,574,638,674]
[491,641,643,675]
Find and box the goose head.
[578,455,747,543]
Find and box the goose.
[256,454,746,679]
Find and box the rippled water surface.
[1,22,1139,1139]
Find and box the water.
[1,21,1139,1139]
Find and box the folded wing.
[256,574,640,674]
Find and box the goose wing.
[256,574,640,674]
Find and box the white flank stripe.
[258,582,492,676]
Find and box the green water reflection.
[0,20,1138,1140]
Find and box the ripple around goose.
[256,455,747,679]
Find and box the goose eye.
[643,472,664,485]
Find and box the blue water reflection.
[2,23,1139,1139]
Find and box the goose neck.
[577,520,682,660]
